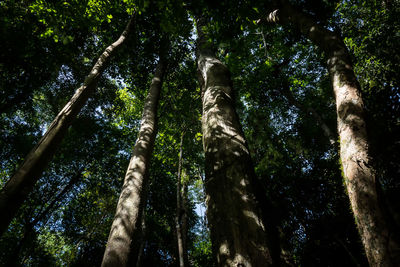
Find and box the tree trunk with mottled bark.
[0,16,135,236]
[262,1,400,265]
[101,59,166,267]
[196,16,274,267]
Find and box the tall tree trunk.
[136,209,146,267]
[0,16,135,236]
[0,91,29,114]
[175,131,189,267]
[195,16,273,266]
[382,0,393,10]
[334,235,362,267]
[101,59,166,267]
[263,1,400,265]
[281,82,336,146]
[181,177,189,267]
[272,59,336,145]
[9,169,82,263]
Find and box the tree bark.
[181,178,189,267]
[272,60,336,146]
[334,235,362,267]
[196,16,273,267]
[0,91,29,114]
[101,59,166,267]
[265,1,400,265]
[0,16,135,236]
[135,208,146,267]
[175,131,189,267]
[9,169,82,263]
[281,82,336,146]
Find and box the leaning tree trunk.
[196,16,273,266]
[0,16,135,236]
[9,169,82,263]
[10,169,82,263]
[263,1,400,265]
[101,59,166,267]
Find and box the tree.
[195,14,274,266]
[175,130,190,267]
[260,0,400,265]
[1,0,399,266]
[0,15,135,236]
[102,56,166,266]
[8,168,82,263]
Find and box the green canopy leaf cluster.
[1,0,399,265]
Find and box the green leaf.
[195,132,202,141]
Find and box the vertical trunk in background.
[273,60,336,146]
[101,59,166,267]
[0,16,135,236]
[281,83,336,146]
[196,16,273,266]
[135,209,146,267]
[266,1,400,265]
[181,178,189,267]
[175,131,189,267]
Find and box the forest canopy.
[0,0,399,266]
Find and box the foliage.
[0,0,399,266]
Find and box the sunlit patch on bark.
[196,16,273,266]
[102,61,165,267]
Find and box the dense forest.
[1,0,399,266]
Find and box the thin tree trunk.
[136,209,146,267]
[175,132,185,267]
[334,235,362,267]
[181,179,189,267]
[175,131,188,267]
[9,169,82,262]
[195,16,273,266]
[273,59,336,145]
[0,91,29,114]
[382,0,393,10]
[281,83,336,146]
[101,59,166,267]
[0,16,135,236]
[263,1,400,265]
